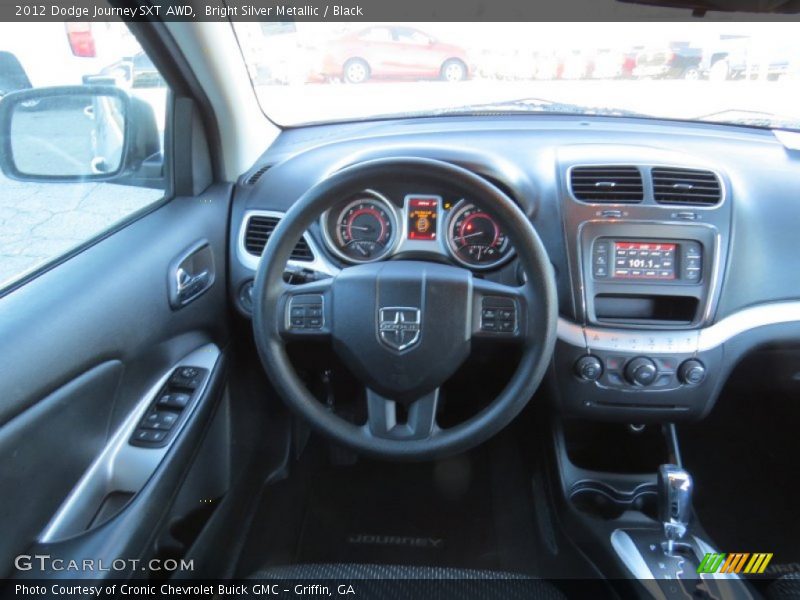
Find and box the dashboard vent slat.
[570,166,644,203]
[244,215,314,261]
[652,168,722,206]
[246,165,271,185]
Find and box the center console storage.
[594,294,698,324]
[555,420,667,521]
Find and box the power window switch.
[141,411,179,431]
[157,392,191,410]
[132,429,167,443]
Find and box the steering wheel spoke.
[277,278,333,340]
[365,388,440,441]
[471,278,529,343]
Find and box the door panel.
[0,183,232,577]
[0,361,123,573]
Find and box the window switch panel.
[130,365,208,448]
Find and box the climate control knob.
[678,359,707,386]
[574,355,603,382]
[624,357,658,386]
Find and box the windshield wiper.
[375,97,647,120]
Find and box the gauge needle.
[458,231,486,241]
[349,225,372,232]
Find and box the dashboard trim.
[557,300,800,353]
[237,209,339,276]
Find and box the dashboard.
[229,114,800,424]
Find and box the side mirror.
[0,85,159,182]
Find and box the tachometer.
[325,191,398,263]
[446,201,513,269]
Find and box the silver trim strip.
[557,317,586,348]
[611,530,751,596]
[558,301,800,353]
[237,209,339,277]
[610,530,667,600]
[39,344,221,543]
[698,302,800,351]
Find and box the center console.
[549,421,755,599]
[554,147,733,422]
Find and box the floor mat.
[294,453,502,570]
[234,438,549,577]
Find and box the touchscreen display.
[407,197,439,240]
[613,241,676,280]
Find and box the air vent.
[246,165,271,185]
[244,215,314,261]
[652,168,722,206]
[570,166,644,203]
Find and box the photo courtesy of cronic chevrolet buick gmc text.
[1,2,800,599]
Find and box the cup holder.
[569,480,657,520]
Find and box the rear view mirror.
[0,86,132,182]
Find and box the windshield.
[233,22,800,129]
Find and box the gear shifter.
[657,464,693,553]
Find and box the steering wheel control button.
[288,294,325,330]
[624,356,659,386]
[481,296,516,334]
[574,355,603,382]
[678,359,707,385]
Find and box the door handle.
[176,268,209,295]
[169,241,215,309]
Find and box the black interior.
[1,18,799,599]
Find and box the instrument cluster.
[319,189,515,270]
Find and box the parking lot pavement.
[0,174,162,289]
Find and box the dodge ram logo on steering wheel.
[378,307,422,351]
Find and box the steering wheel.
[252,158,557,460]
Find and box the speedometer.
[324,191,398,263]
[446,201,514,269]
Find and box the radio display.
[407,197,439,240]
[613,241,676,280]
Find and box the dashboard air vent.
[652,168,722,206]
[246,165,271,185]
[570,166,644,203]
[244,215,314,261]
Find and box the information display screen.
[613,241,676,280]
[407,197,439,240]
